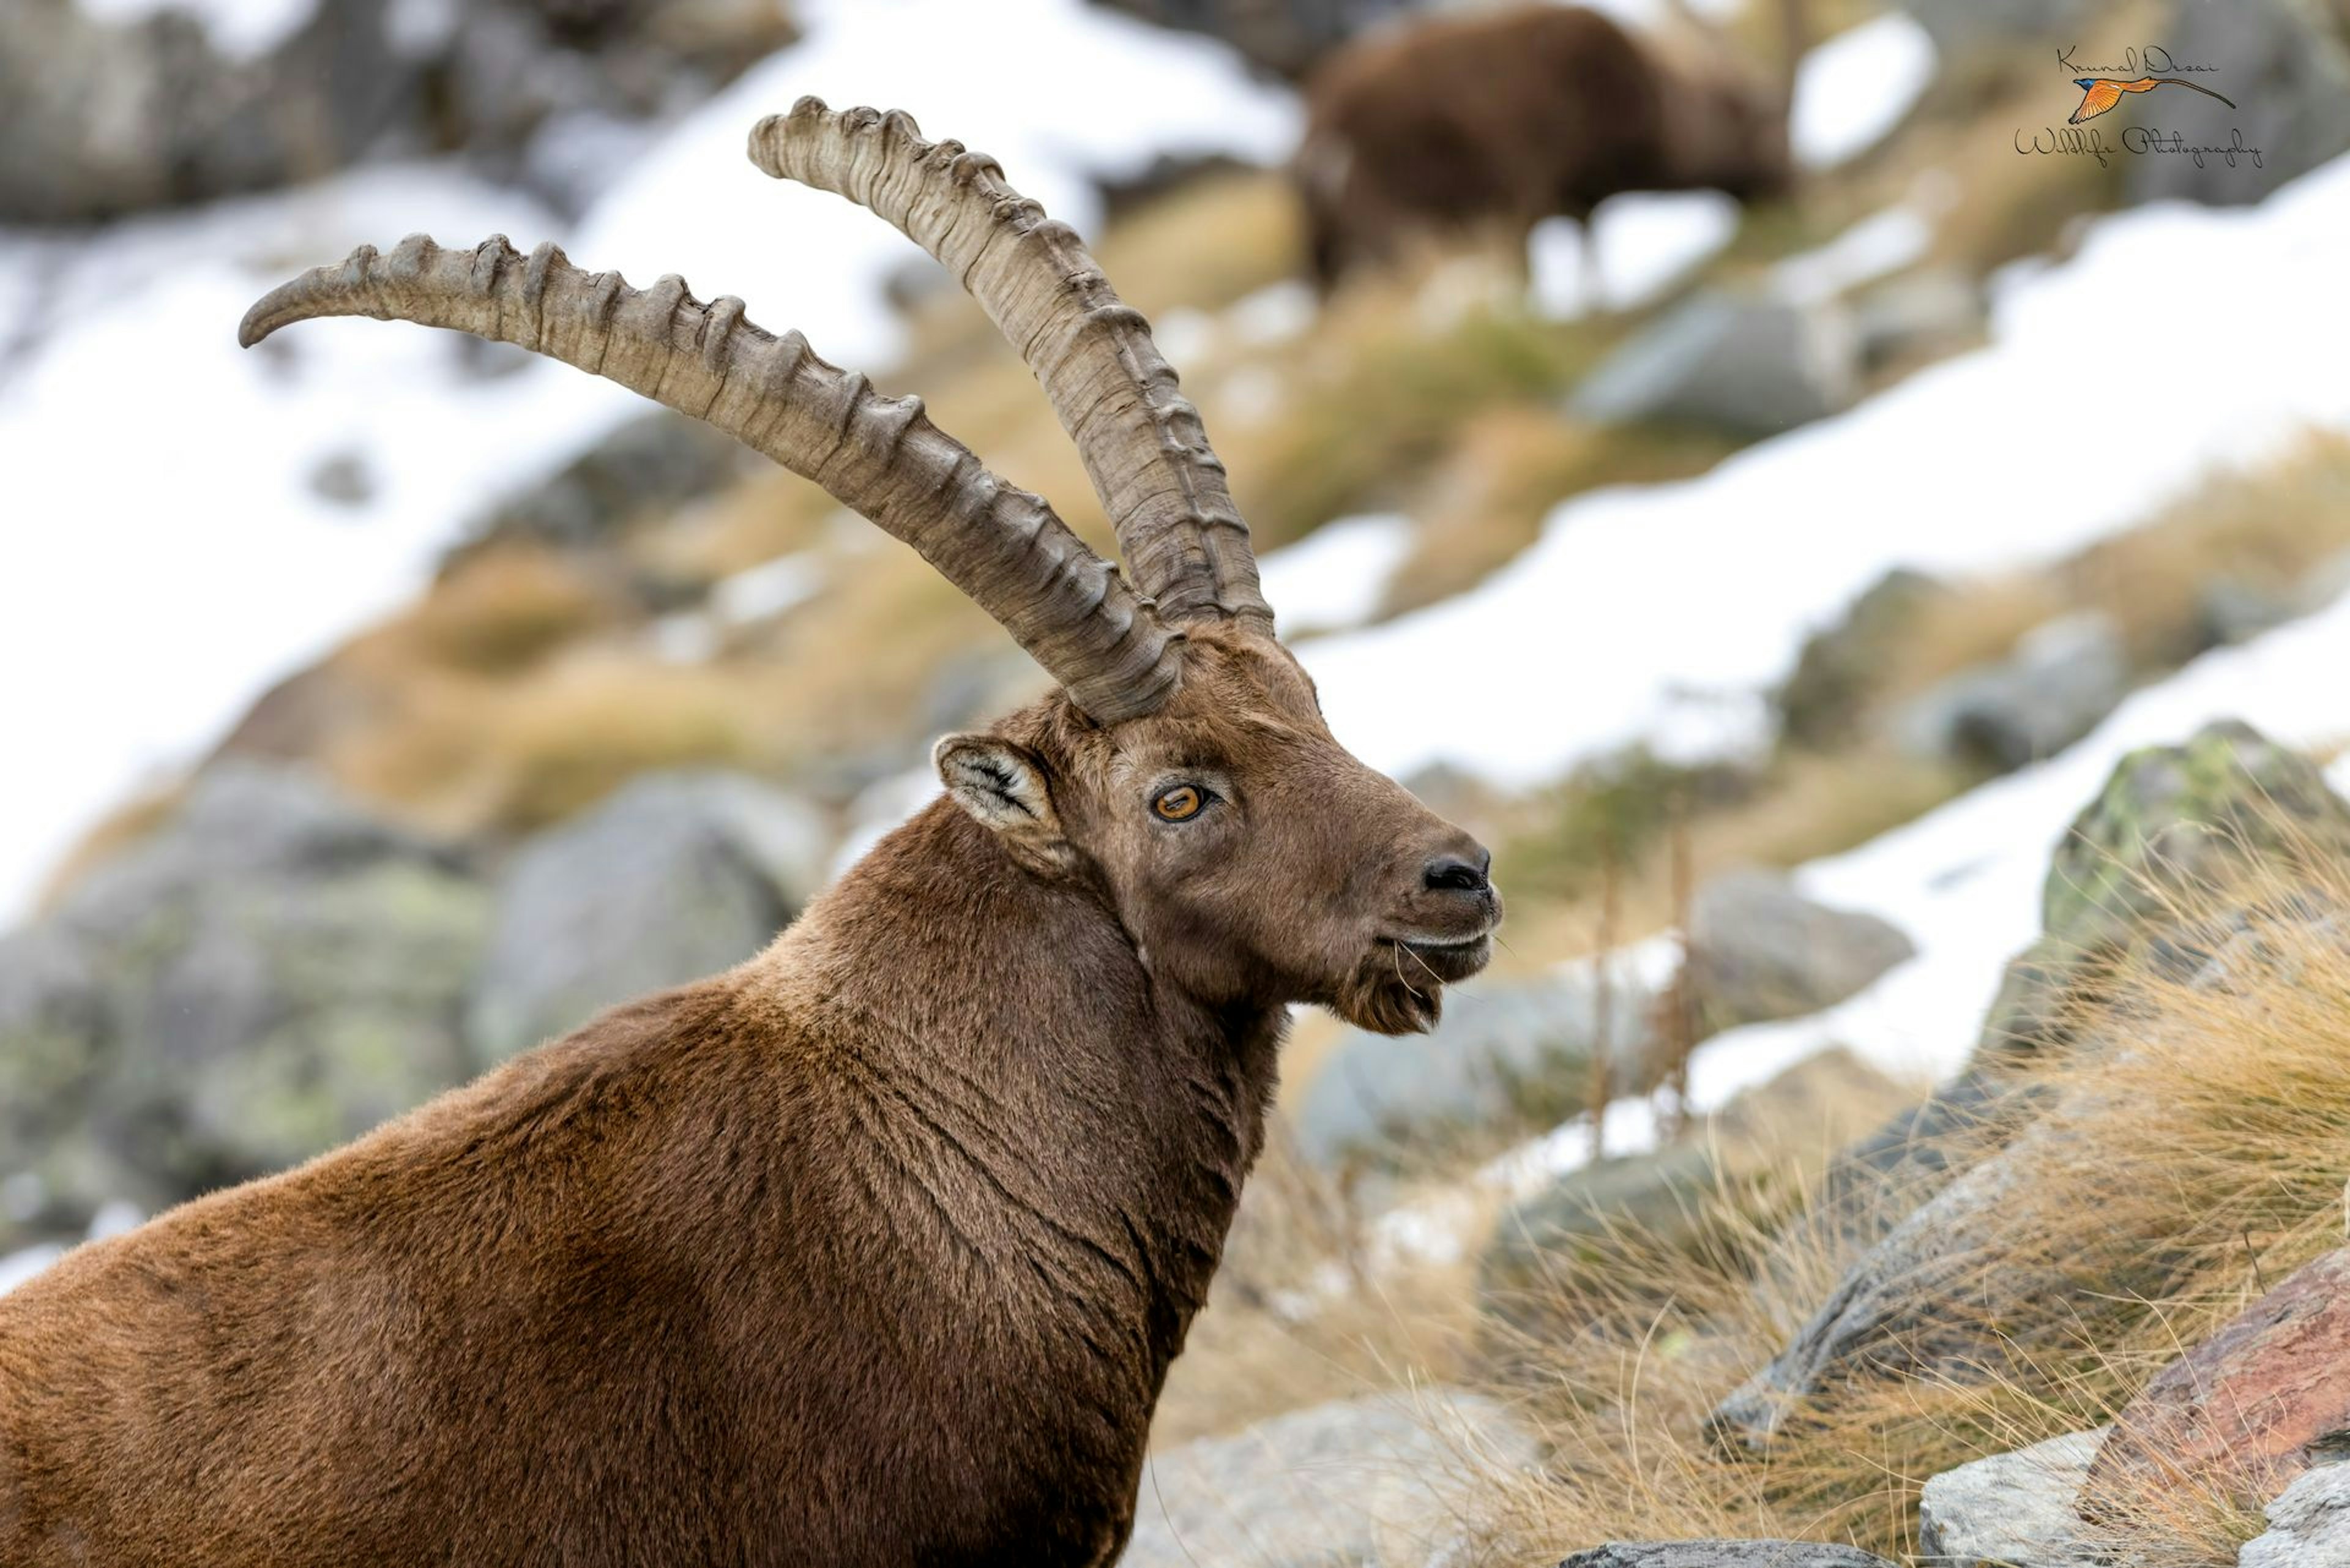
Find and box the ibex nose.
[1422,845,1493,895]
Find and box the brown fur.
[0,627,1498,1564]
[1296,5,1796,290]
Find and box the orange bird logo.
[2068,76,2236,124]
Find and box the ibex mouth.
[1394,933,1493,985]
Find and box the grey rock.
[1298,872,1914,1173]
[1573,291,1860,439]
[1895,612,2129,774]
[1915,1428,2107,1567]
[466,409,752,557]
[1776,568,1951,750]
[2297,545,2350,616]
[2126,0,2350,210]
[1689,870,1915,1029]
[1121,1387,1537,1568]
[2240,1463,2350,1568]
[1712,723,2350,1447]
[2037,719,2350,969]
[305,450,376,508]
[2197,575,2297,649]
[1482,1049,1914,1309]
[1291,971,1657,1168]
[1853,268,1984,372]
[0,0,423,224]
[0,0,796,225]
[464,772,829,1062]
[0,766,488,1237]
[1710,1121,2035,1446]
[1558,1545,1893,1568]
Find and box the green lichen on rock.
[0,766,490,1243]
[2042,719,2350,952]
[1981,719,2350,1064]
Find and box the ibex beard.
[0,100,1499,1567]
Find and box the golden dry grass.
[1452,831,2350,1564]
[1152,1143,1486,1450]
[393,543,621,675]
[326,655,773,835]
[1222,283,1608,551]
[1168,804,2350,1567]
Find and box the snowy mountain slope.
[0,0,1296,921]
[1302,152,2350,789]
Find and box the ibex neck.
[759,799,1284,1364]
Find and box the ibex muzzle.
[0,100,1498,1566]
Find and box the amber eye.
[1152,785,1205,822]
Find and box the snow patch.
[0,1245,63,1298]
[1772,204,1933,305]
[1303,151,2350,791]
[1794,13,1939,170]
[1258,515,1415,636]
[0,0,1297,922]
[1531,191,1742,318]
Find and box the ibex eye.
[1152,786,1206,822]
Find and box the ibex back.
[0,101,1501,1566]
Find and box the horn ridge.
[239,235,1182,722]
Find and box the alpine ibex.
[0,100,1501,1565]
[1296,2,1804,291]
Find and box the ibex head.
[241,99,1498,1034]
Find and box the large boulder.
[465,771,829,1062]
[1121,1387,1538,1568]
[1707,1110,2040,1447]
[1688,871,1915,1029]
[1572,291,1860,439]
[2087,1246,2350,1514]
[1961,718,2350,1074]
[1915,1428,2107,1568]
[2239,1464,2350,1568]
[1481,1049,1914,1307]
[1893,612,2128,775]
[2037,719,2350,969]
[2125,0,2350,210]
[1710,723,2350,1446]
[1291,968,1659,1168]
[0,766,489,1240]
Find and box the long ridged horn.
[750,99,1275,636]
[239,234,1181,722]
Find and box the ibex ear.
[934,734,1073,872]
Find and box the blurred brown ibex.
[1296,2,1805,291]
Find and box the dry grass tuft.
[1152,1132,1486,1450]
[395,544,619,674]
[330,656,769,835]
[1455,825,2350,1564]
[1225,288,1606,551]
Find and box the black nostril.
[1423,848,1491,894]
